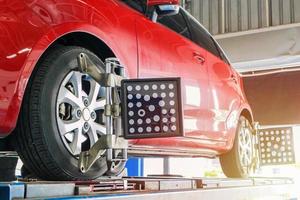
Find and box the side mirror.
[156,4,179,16]
[152,4,180,22]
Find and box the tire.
[14,46,125,180]
[21,165,37,179]
[105,150,127,176]
[219,116,255,178]
[105,162,126,176]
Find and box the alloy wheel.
[238,119,254,173]
[56,71,106,156]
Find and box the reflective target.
[258,127,295,166]
[121,78,183,139]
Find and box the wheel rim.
[56,71,106,156]
[238,119,253,172]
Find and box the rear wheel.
[219,116,256,178]
[14,46,125,180]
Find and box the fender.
[224,103,254,152]
[0,0,138,136]
[222,71,254,151]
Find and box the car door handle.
[230,74,238,83]
[193,53,205,64]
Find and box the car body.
[0,0,253,179]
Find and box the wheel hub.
[82,108,91,121]
[56,71,106,156]
[238,120,254,172]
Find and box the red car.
[0,0,255,180]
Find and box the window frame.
[180,9,231,64]
[212,39,231,65]
[155,8,193,41]
[121,0,147,14]
[122,2,231,65]
[180,10,220,57]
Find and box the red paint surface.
[0,0,252,155]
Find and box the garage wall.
[184,0,300,35]
[243,70,300,125]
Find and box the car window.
[182,10,221,59]
[122,0,147,13]
[157,10,191,40]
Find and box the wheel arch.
[240,108,254,125]
[27,32,118,89]
[224,106,254,152]
[49,32,116,62]
[7,30,120,135]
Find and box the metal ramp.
[0,177,296,200]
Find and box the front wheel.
[14,46,126,180]
[219,116,256,178]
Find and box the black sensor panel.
[121,78,184,139]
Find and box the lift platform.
[0,176,297,200]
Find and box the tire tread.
[15,46,87,180]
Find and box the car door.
[136,8,212,137]
[184,12,241,140]
[207,42,241,140]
